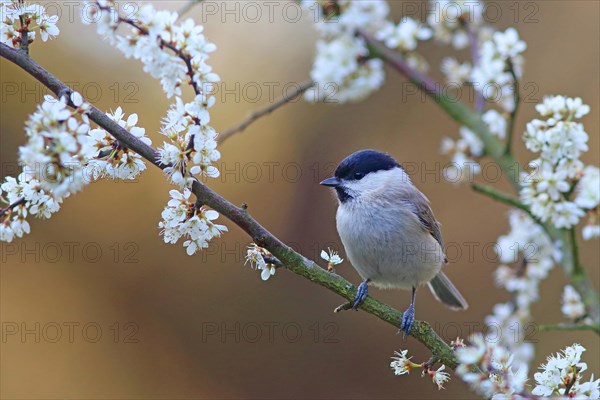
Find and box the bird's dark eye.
[354,172,364,180]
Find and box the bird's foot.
[352,280,369,310]
[399,304,415,338]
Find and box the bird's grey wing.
[403,190,446,261]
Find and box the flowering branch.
[359,32,600,327]
[96,4,203,97]
[0,41,460,369]
[360,31,521,192]
[218,79,314,144]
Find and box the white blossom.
[482,109,507,139]
[390,350,414,376]
[561,285,586,320]
[320,248,343,265]
[493,28,527,60]
[244,243,277,281]
[426,365,451,390]
[440,126,483,183]
[375,17,432,52]
[441,57,471,85]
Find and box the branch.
[505,58,521,155]
[0,42,460,369]
[538,323,600,334]
[218,80,314,144]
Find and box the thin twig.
[177,0,204,20]
[505,58,521,155]
[218,80,314,144]
[463,20,484,112]
[0,42,461,368]
[17,0,29,55]
[1,197,26,217]
[538,323,600,334]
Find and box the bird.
[320,149,468,337]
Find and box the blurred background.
[1,1,598,398]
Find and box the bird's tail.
[427,272,469,310]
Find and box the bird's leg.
[352,278,370,310]
[400,287,416,338]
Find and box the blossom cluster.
[88,107,151,180]
[456,337,599,399]
[245,243,277,281]
[389,349,450,390]
[0,172,61,242]
[18,93,93,198]
[157,95,220,187]
[1,91,152,242]
[440,109,506,182]
[159,189,227,255]
[427,0,485,50]
[485,209,559,372]
[1,0,59,48]
[301,0,389,102]
[85,0,222,188]
[455,333,528,398]
[521,96,598,232]
[561,284,586,321]
[532,344,599,398]
[470,27,526,113]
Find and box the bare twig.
[218,80,314,144]
[0,42,460,368]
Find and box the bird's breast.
[336,201,443,289]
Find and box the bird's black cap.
[333,149,400,181]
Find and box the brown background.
[1,1,599,399]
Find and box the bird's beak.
[320,177,340,187]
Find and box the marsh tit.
[320,149,468,337]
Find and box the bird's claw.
[399,304,415,338]
[352,280,369,310]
